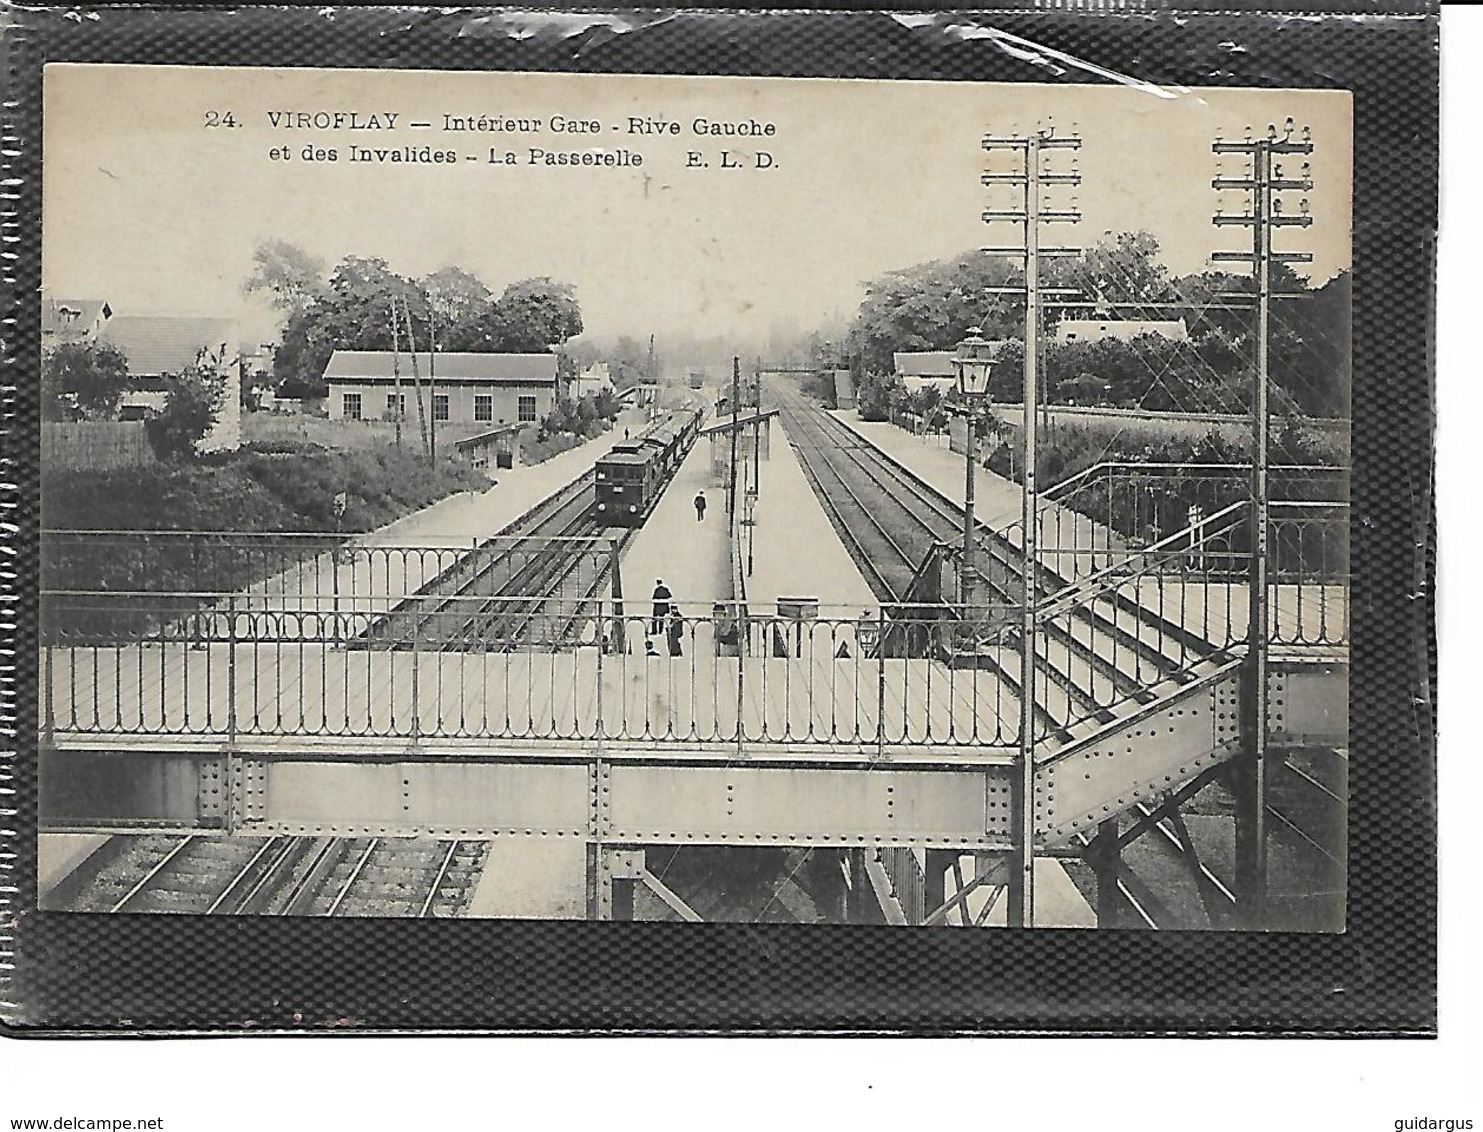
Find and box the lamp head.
[954,326,997,402]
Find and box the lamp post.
[855,609,881,658]
[952,327,997,618]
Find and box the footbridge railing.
[42,593,1039,750]
[995,461,1347,585]
[889,481,1345,742]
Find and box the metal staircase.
[877,459,1348,926]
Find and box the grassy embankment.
[43,440,489,597]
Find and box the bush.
[797,370,838,408]
[42,341,133,421]
[987,418,1345,551]
[525,391,618,463]
[145,366,223,461]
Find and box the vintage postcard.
[36,64,1351,930]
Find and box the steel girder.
[37,656,1347,861]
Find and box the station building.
[42,297,113,345]
[323,350,561,427]
[1054,318,1189,343]
[892,351,958,395]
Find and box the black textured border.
[0,4,1439,1035]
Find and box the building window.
[342,392,362,420]
[385,392,405,419]
[518,395,538,423]
[433,394,450,422]
[474,394,493,422]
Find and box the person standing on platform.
[666,609,685,657]
[693,492,707,522]
[650,579,672,636]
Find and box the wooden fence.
[41,421,154,471]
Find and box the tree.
[145,359,224,461]
[1274,269,1350,417]
[847,251,1023,377]
[280,255,421,393]
[592,388,622,420]
[607,336,650,390]
[471,277,583,352]
[41,341,133,420]
[243,239,325,317]
[856,372,906,422]
[422,266,496,351]
[1068,231,1177,309]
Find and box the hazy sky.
[43,65,1351,347]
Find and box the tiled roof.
[894,341,1013,378]
[42,298,112,336]
[698,408,780,436]
[101,316,236,376]
[1056,319,1189,342]
[893,351,957,378]
[324,351,558,384]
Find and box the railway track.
[57,834,488,917]
[359,427,701,652]
[356,471,613,651]
[772,380,1211,740]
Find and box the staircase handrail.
[1034,460,1345,507]
[1035,499,1247,623]
[900,540,953,606]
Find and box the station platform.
[465,840,586,919]
[617,432,732,629]
[826,411,1119,583]
[37,833,110,899]
[744,413,878,613]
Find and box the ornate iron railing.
[41,596,1032,749]
[39,496,1347,749]
[995,461,1348,585]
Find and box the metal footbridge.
[38,422,1347,927]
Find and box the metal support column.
[846,848,873,923]
[611,872,636,921]
[961,411,978,609]
[983,123,1080,926]
[1089,817,1122,928]
[924,849,953,922]
[1011,131,1044,928]
[1213,120,1314,928]
[1238,136,1273,926]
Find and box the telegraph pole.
[728,356,740,517]
[388,300,404,450]
[1212,118,1315,926]
[428,308,438,463]
[752,359,763,497]
[982,122,1081,927]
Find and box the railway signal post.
[981,121,1082,926]
[1212,118,1315,925]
